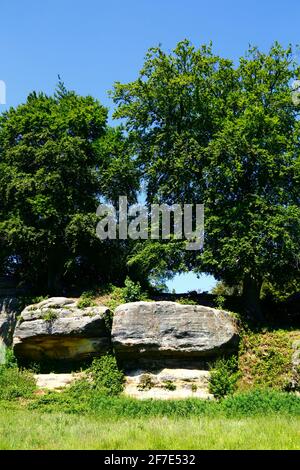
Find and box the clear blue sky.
[1,0,299,292]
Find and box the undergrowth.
[25,388,300,418]
[0,349,36,400]
[238,329,298,391]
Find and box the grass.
[0,408,299,449]
[0,363,36,400]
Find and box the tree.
[0,83,138,293]
[112,40,300,322]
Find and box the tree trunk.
[47,248,63,295]
[242,274,264,323]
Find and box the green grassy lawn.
[0,408,299,450]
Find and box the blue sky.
[0,0,299,292]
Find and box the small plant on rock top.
[42,309,58,322]
[0,349,36,400]
[123,277,145,302]
[177,298,197,305]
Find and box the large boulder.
[112,301,239,363]
[13,297,111,362]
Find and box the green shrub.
[77,291,97,309]
[3,347,18,369]
[209,356,240,399]
[29,388,300,418]
[67,377,94,397]
[105,286,126,311]
[176,298,197,305]
[42,309,58,322]
[215,295,226,310]
[90,355,124,396]
[163,380,176,391]
[93,282,149,312]
[238,330,295,391]
[18,295,49,313]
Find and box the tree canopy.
[0,83,138,293]
[0,41,299,322]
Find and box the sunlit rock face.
[112,301,239,364]
[13,297,111,362]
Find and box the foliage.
[33,355,125,403]
[0,84,139,294]
[112,40,300,321]
[260,279,300,302]
[1,406,300,449]
[123,277,146,302]
[77,291,96,309]
[2,347,18,369]
[238,330,297,391]
[100,285,126,311]
[17,295,49,315]
[89,355,124,396]
[42,309,58,322]
[163,380,176,391]
[0,368,36,400]
[176,297,197,305]
[0,350,36,400]
[28,388,300,418]
[138,374,155,391]
[94,281,149,311]
[209,356,240,399]
[211,281,242,297]
[215,295,226,310]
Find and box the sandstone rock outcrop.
[112,301,239,363]
[13,297,111,362]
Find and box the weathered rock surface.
[125,368,212,400]
[32,368,212,400]
[13,297,111,362]
[112,301,239,363]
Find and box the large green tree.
[113,40,300,321]
[0,83,138,293]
